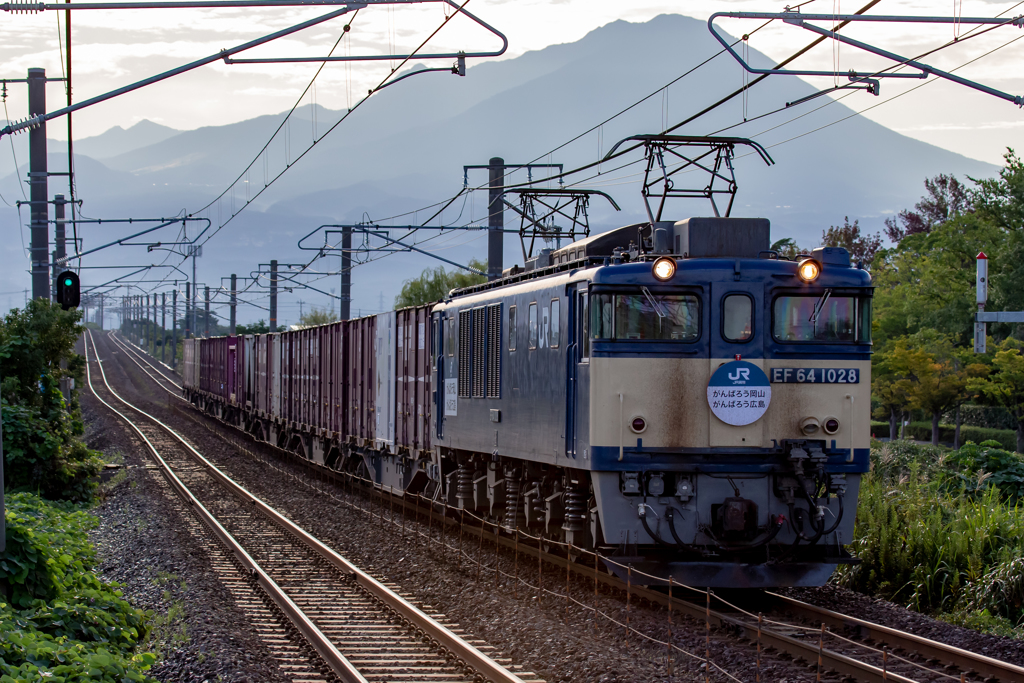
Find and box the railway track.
[108,331,1024,683]
[87,330,542,683]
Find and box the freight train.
[182,216,872,587]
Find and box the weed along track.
[85,329,542,683]
[102,329,1024,683]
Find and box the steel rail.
[83,330,369,683]
[92,331,528,683]
[765,592,1024,682]
[117,331,1024,682]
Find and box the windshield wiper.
[809,288,832,326]
[641,287,667,319]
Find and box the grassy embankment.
[839,439,1024,637]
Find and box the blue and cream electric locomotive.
[431,216,871,586]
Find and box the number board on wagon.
[770,368,860,384]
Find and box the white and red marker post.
[976,252,988,353]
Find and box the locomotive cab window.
[722,294,753,342]
[447,317,454,357]
[591,292,699,341]
[508,305,517,351]
[773,295,871,343]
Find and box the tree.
[821,217,882,267]
[770,238,805,260]
[969,337,1024,453]
[236,319,270,335]
[899,331,986,446]
[0,300,102,500]
[395,259,487,308]
[298,307,337,328]
[884,173,971,244]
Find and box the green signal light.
[64,278,73,286]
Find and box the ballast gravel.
[83,332,1024,683]
[82,394,292,683]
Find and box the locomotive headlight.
[800,416,821,435]
[797,258,821,282]
[652,257,676,281]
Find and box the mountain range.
[0,13,999,323]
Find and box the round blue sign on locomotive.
[706,360,771,426]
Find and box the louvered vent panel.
[472,307,486,398]
[486,303,501,398]
[458,310,472,398]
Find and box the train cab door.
[708,281,766,447]
[566,286,590,459]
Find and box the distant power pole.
[488,156,504,281]
[53,194,66,298]
[184,282,191,338]
[204,285,210,337]
[171,288,178,369]
[298,299,305,322]
[98,292,103,330]
[340,227,351,320]
[161,292,166,364]
[269,259,278,333]
[229,273,237,335]
[28,68,49,300]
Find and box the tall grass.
[837,440,1024,634]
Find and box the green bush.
[0,493,156,682]
[838,440,1024,631]
[1,299,102,501]
[869,420,1017,451]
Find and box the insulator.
[455,463,474,502]
[5,1,44,14]
[562,484,587,532]
[504,473,525,531]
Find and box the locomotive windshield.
[773,295,871,343]
[591,293,699,341]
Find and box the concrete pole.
[184,282,191,338]
[269,259,278,333]
[340,227,351,320]
[172,289,178,369]
[28,68,49,300]
[487,156,504,281]
[99,292,103,330]
[161,292,166,363]
[204,285,210,337]
[229,274,237,335]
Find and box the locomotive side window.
[722,294,753,342]
[580,293,590,360]
[591,293,699,341]
[508,305,517,351]
[528,303,538,349]
[447,317,454,357]
[550,299,560,348]
[773,295,869,342]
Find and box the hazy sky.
[1,0,1021,164]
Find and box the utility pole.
[204,285,210,337]
[98,292,103,330]
[161,292,166,363]
[488,156,504,281]
[269,259,278,333]
[53,194,66,299]
[146,294,151,351]
[29,68,49,299]
[184,282,191,338]
[229,274,237,335]
[340,227,351,320]
[171,288,178,368]
[298,299,305,322]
